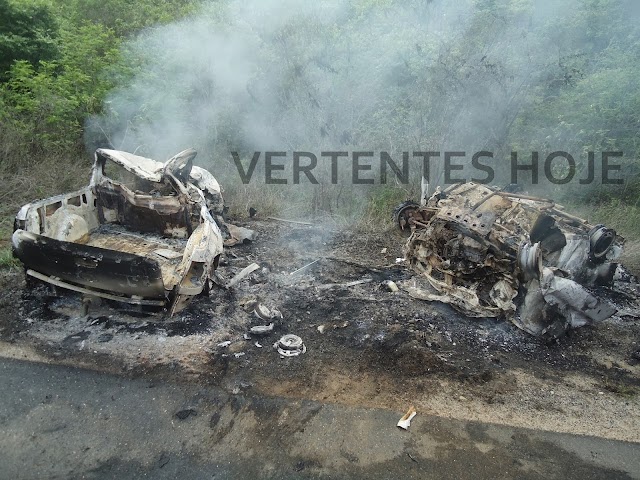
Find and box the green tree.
[0,0,59,81]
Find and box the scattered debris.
[397,406,417,430]
[234,352,245,358]
[217,340,232,348]
[239,296,260,312]
[396,182,625,339]
[3,214,640,445]
[254,304,282,321]
[266,216,314,226]
[224,224,257,247]
[317,325,327,334]
[382,280,399,292]
[316,278,373,291]
[226,263,260,289]
[231,381,253,394]
[250,323,275,335]
[290,259,321,276]
[275,334,306,357]
[255,341,263,348]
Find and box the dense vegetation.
[0,0,199,238]
[1,0,639,264]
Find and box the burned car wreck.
[12,148,238,315]
[395,182,624,339]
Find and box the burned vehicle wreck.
[395,182,624,339]
[12,148,227,315]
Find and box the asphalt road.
[0,357,638,480]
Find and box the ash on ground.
[0,219,639,442]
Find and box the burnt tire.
[392,200,419,230]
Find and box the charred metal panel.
[13,230,166,298]
[95,186,193,238]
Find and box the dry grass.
[0,247,19,270]
[571,201,640,275]
[0,152,90,270]
[222,181,418,233]
[0,154,90,245]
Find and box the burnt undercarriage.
[395,183,627,339]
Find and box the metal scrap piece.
[250,323,275,335]
[539,268,616,327]
[316,278,372,291]
[254,304,282,321]
[224,224,257,247]
[290,259,320,276]
[382,280,399,292]
[275,334,306,357]
[226,263,260,289]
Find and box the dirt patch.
[0,219,639,441]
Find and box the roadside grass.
[0,155,89,226]
[570,200,640,275]
[0,153,89,270]
[585,201,640,238]
[0,245,19,270]
[222,182,419,232]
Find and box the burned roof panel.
[96,149,165,183]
